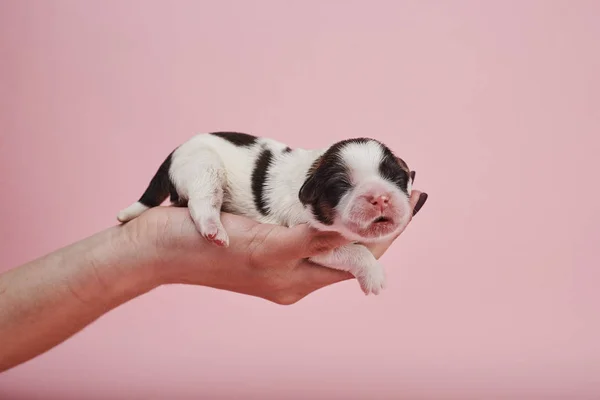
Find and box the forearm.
[0,225,158,372]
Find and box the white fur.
[309,244,387,295]
[117,202,149,223]
[118,133,411,295]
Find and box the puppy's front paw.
[194,215,229,247]
[357,262,387,295]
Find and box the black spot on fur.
[378,146,410,194]
[169,184,181,205]
[283,146,292,153]
[211,131,258,147]
[170,185,187,207]
[252,148,274,215]
[139,151,178,207]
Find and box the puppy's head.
[299,138,413,242]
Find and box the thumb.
[303,229,350,258]
[265,224,349,260]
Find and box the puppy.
[118,132,415,295]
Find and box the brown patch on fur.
[299,144,355,225]
[395,157,410,174]
[301,156,337,224]
[316,199,335,224]
[307,156,323,176]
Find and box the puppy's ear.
[300,156,325,204]
[299,173,319,204]
[410,171,416,183]
[394,156,410,172]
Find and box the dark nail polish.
[413,192,428,216]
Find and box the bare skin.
[0,191,427,373]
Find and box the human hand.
[124,190,427,305]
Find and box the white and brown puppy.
[118,132,420,295]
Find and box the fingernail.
[410,171,416,182]
[413,192,428,216]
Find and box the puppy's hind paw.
[195,216,230,247]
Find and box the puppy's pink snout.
[367,194,390,212]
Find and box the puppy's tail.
[117,202,151,223]
[117,152,175,223]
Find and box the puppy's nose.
[368,194,390,212]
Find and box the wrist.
[119,207,214,287]
[84,224,161,304]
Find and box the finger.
[408,190,422,209]
[412,192,428,216]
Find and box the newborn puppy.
[118,132,415,295]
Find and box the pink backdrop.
[1,0,599,399]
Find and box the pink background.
[1,0,599,399]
